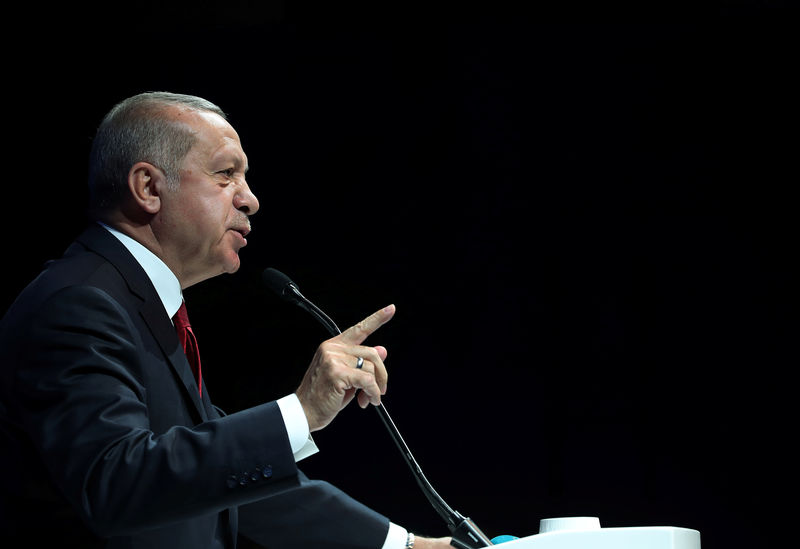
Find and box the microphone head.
[262,268,300,302]
[262,268,340,335]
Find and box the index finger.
[338,304,396,345]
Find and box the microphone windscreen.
[262,268,295,299]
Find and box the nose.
[234,181,259,216]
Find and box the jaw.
[176,243,243,289]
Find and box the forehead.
[177,109,247,165]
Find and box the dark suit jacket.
[0,223,390,548]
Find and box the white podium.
[492,517,700,549]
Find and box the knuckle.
[357,370,376,386]
[364,346,381,362]
[318,340,337,353]
[354,319,371,336]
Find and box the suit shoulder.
[1,247,135,331]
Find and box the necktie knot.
[174,301,202,396]
[174,301,191,330]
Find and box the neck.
[100,214,188,285]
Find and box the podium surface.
[493,517,700,549]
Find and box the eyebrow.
[213,152,249,174]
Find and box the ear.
[128,162,167,214]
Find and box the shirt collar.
[99,222,184,319]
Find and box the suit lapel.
[139,297,209,421]
[75,224,209,421]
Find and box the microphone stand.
[270,272,493,548]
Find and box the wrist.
[410,536,453,548]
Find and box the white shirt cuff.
[383,523,408,549]
[276,394,319,461]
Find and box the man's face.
[155,109,259,288]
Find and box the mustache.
[230,215,252,236]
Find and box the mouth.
[229,223,251,244]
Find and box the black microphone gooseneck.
[262,268,493,549]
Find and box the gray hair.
[87,91,227,217]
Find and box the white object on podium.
[495,516,700,548]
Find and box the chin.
[222,254,242,274]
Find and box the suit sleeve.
[237,470,391,549]
[7,285,300,537]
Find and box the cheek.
[170,188,233,243]
[188,201,227,235]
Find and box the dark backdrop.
[3,2,793,547]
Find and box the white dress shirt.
[101,223,409,549]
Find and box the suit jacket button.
[227,475,238,489]
[261,465,273,479]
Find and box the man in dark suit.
[0,92,452,548]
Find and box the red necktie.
[174,301,203,397]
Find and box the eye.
[218,168,235,178]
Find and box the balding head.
[87,92,227,220]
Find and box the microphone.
[262,268,494,548]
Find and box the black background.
[3,2,794,547]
